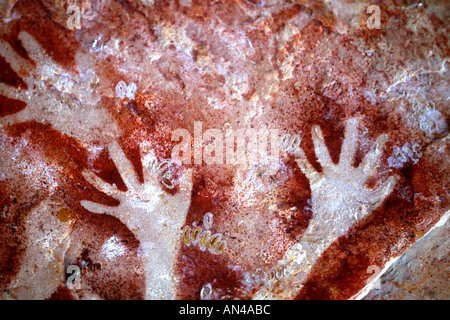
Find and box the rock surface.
[365,217,449,300]
[0,0,448,300]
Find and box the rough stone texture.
[364,217,449,300]
[0,0,448,300]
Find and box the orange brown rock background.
[0,0,448,299]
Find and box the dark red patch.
[67,211,146,300]
[47,285,75,300]
[0,95,27,117]
[176,246,244,300]
[91,147,128,192]
[0,55,27,90]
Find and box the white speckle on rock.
[388,142,422,168]
[115,80,127,99]
[203,212,214,229]
[101,235,126,260]
[91,36,104,53]
[200,283,213,300]
[419,109,448,139]
[126,81,137,100]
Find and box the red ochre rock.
[0,0,448,300]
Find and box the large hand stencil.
[254,118,399,299]
[81,141,193,299]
